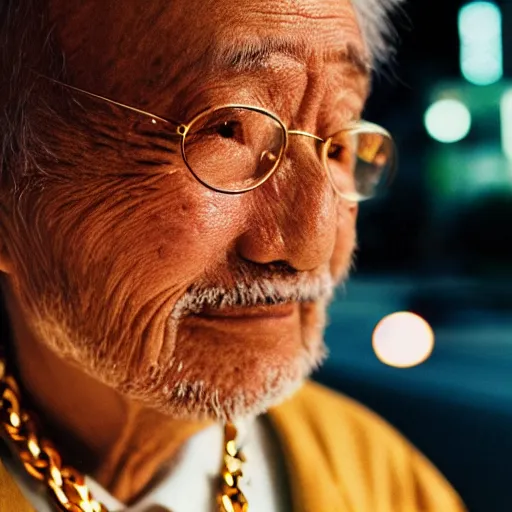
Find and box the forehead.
[48,0,368,106]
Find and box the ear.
[0,239,12,275]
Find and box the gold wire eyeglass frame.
[41,75,395,200]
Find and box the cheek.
[9,173,245,320]
[4,172,250,382]
[330,201,357,280]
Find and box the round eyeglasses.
[178,104,395,201]
[41,76,396,201]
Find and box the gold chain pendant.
[217,423,249,512]
[0,350,249,512]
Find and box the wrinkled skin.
[0,0,368,500]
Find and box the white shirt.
[3,416,291,512]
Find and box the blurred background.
[313,1,512,511]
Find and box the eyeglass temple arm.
[34,73,184,136]
[287,130,324,143]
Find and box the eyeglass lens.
[324,130,395,201]
[183,107,285,192]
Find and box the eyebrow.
[208,37,372,78]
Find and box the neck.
[5,296,209,504]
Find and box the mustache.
[171,267,336,319]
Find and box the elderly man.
[0,0,465,511]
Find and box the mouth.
[195,302,297,321]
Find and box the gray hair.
[0,0,50,188]
[352,0,406,65]
[0,0,406,186]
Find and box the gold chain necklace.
[0,354,249,512]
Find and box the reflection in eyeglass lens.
[326,130,394,201]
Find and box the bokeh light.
[372,312,435,368]
[459,1,503,85]
[501,89,512,161]
[424,98,472,143]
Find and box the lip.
[195,302,296,320]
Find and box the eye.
[199,119,245,143]
[327,142,344,160]
[217,121,238,138]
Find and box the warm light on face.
[372,312,435,368]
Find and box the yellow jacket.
[269,382,466,511]
[0,381,465,511]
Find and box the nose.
[236,136,356,272]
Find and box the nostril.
[266,260,298,274]
[237,254,298,275]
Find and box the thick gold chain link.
[0,355,108,512]
[0,352,249,512]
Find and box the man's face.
[3,0,368,420]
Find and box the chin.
[119,300,329,421]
